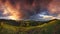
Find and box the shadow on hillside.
[0,19,52,27]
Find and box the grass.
[0,19,60,34]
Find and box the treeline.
[0,19,49,27]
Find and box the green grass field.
[0,19,60,34]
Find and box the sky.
[0,0,60,21]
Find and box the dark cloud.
[0,0,53,19]
[0,10,3,16]
[9,0,16,5]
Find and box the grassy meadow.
[0,19,60,34]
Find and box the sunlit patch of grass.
[1,23,19,32]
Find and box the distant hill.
[0,19,50,26]
[26,19,60,34]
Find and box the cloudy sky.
[0,0,60,21]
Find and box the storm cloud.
[0,0,60,20]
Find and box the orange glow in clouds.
[48,0,60,14]
[0,0,22,20]
[0,0,60,20]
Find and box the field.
[0,19,60,34]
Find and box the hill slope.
[0,19,60,34]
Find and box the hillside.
[0,19,60,34]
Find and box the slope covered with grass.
[0,19,60,34]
